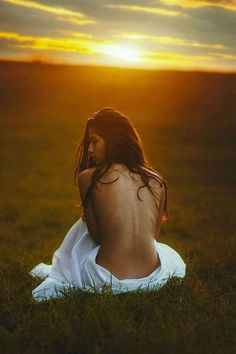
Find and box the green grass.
[0,62,235,354]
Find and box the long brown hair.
[74,107,171,222]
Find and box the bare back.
[93,164,165,280]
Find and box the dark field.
[0,61,235,354]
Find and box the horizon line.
[0,58,235,75]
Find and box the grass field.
[0,61,235,354]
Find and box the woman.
[30,108,186,301]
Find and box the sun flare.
[100,44,141,62]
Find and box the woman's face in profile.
[88,127,107,166]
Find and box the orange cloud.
[0,31,142,62]
[143,50,214,65]
[0,31,98,54]
[106,4,185,17]
[2,0,96,25]
[115,32,227,49]
[141,49,236,69]
[160,0,236,11]
[1,31,235,69]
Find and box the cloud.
[0,1,235,70]
[0,31,141,62]
[2,29,235,70]
[140,49,236,69]
[2,0,96,25]
[0,31,98,54]
[114,32,227,50]
[143,50,213,63]
[160,0,236,12]
[0,30,144,66]
[140,46,236,69]
[106,3,185,17]
[208,52,236,61]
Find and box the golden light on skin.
[2,0,96,25]
[160,0,236,11]
[106,4,185,17]
[115,32,227,50]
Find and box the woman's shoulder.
[99,163,126,183]
[78,168,96,178]
[105,164,162,182]
[108,163,128,174]
[78,165,122,185]
[78,164,164,188]
[78,167,96,186]
[141,166,165,190]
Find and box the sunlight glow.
[99,44,142,62]
[0,31,141,63]
[1,31,235,70]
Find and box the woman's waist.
[95,243,160,280]
[98,236,156,254]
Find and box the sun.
[100,44,141,62]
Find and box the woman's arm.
[78,168,100,244]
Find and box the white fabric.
[30,218,186,302]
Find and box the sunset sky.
[0,0,236,71]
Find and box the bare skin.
[78,163,165,280]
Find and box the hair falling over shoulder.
[74,107,173,223]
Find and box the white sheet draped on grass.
[30,217,186,302]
